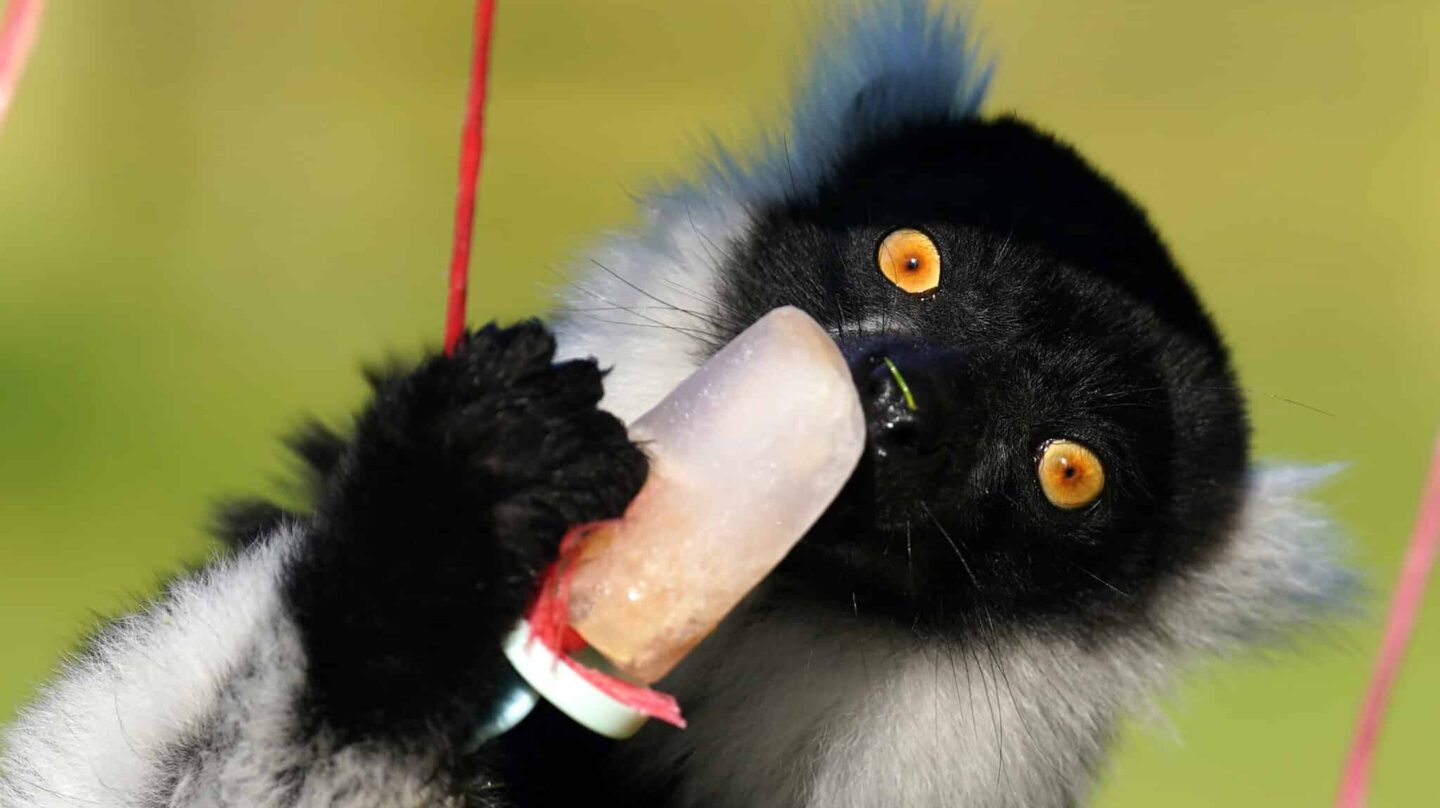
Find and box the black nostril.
[859,355,943,455]
[879,416,924,449]
[865,371,893,403]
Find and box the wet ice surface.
[567,307,866,683]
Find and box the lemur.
[0,2,1351,806]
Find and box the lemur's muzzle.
[844,337,966,459]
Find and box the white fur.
[0,529,298,807]
[551,189,751,423]
[618,465,1354,808]
[0,526,469,807]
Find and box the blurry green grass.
[1,2,1436,805]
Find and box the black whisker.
[920,501,981,590]
[588,260,726,330]
[548,268,724,345]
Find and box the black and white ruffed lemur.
[0,2,1353,806]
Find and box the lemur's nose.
[845,341,950,456]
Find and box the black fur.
[211,497,297,550]
[211,421,342,549]
[279,321,648,746]
[284,419,349,483]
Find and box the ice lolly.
[565,306,866,683]
[499,306,864,739]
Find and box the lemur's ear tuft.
[709,0,992,204]
[285,419,348,480]
[210,419,347,550]
[210,497,299,550]
[361,356,413,393]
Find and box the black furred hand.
[283,320,648,746]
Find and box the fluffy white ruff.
[0,530,298,806]
[0,527,465,808]
[551,189,748,424]
[615,465,1354,808]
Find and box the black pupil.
[905,256,920,271]
[1063,465,1077,479]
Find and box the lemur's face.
[702,118,1249,632]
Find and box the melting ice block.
[566,306,866,684]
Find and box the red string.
[529,521,605,657]
[443,0,498,356]
[0,0,44,132]
[525,521,686,728]
[1335,431,1440,807]
[439,1,681,728]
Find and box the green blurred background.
[1,1,1435,804]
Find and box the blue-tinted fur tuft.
[710,0,992,203]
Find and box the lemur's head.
[553,3,1348,802]
[727,116,1250,634]
[551,15,1348,785]
[556,3,1259,641]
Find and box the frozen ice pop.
[497,306,864,739]
[565,306,866,683]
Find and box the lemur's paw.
[329,319,649,595]
[417,322,650,582]
[441,321,649,531]
[289,320,646,742]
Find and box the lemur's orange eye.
[1036,439,1105,510]
[877,228,941,294]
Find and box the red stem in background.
[0,0,44,132]
[1336,431,1440,807]
[444,0,498,356]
